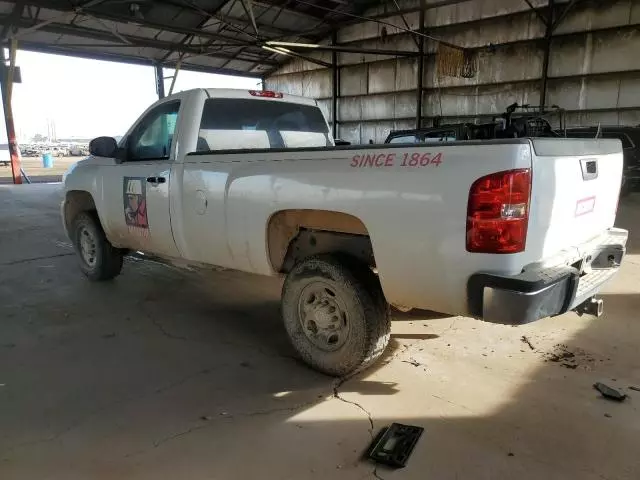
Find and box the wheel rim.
[78,226,97,267]
[297,281,350,352]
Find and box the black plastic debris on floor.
[368,423,423,468]
[594,382,627,402]
[401,359,421,367]
[520,335,535,351]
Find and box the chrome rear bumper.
[468,228,628,325]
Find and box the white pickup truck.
[62,88,628,376]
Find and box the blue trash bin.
[42,152,53,168]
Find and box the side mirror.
[89,136,118,157]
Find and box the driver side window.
[127,101,180,161]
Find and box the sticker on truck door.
[123,177,149,235]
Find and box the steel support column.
[539,0,554,113]
[552,0,581,31]
[1,2,24,184]
[155,64,165,99]
[331,31,339,140]
[541,0,582,109]
[0,53,21,184]
[416,1,425,129]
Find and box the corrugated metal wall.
[266,0,640,144]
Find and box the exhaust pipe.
[574,297,604,317]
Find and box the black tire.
[282,254,390,377]
[71,212,123,281]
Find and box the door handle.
[146,176,166,185]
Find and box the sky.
[0,50,260,143]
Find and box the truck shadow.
[4,273,638,479]
[391,307,452,321]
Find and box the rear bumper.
[468,228,628,325]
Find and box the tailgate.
[530,138,623,258]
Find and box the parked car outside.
[69,145,89,156]
[51,146,69,157]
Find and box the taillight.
[466,169,531,254]
[249,90,283,98]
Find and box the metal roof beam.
[261,45,332,67]
[265,41,417,57]
[158,0,234,63]
[551,0,582,32]
[392,0,420,49]
[252,0,328,22]
[15,39,263,77]
[12,0,251,45]
[2,15,279,66]
[239,0,259,36]
[522,0,550,26]
[150,0,261,42]
[0,1,25,40]
[289,0,478,39]
[212,13,307,38]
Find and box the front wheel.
[281,255,390,376]
[71,212,123,281]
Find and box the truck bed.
[177,137,623,317]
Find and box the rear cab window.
[386,129,459,144]
[197,98,331,151]
[388,135,418,144]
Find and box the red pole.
[5,96,22,185]
[1,42,21,184]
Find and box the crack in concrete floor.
[333,376,386,480]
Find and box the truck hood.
[75,155,119,167]
[62,155,118,184]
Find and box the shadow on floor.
[1,185,639,479]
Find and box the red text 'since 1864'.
[351,152,443,168]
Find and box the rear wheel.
[282,255,390,376]
[71,212,123,281]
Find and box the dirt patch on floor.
[542,343,600,370]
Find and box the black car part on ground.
[368,423,424,468]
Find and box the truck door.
[103,100,181,258]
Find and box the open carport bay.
[1,183,639,480]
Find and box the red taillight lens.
[466,169,531,254]
[249,90,283,98]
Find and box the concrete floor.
[1,184,639,480]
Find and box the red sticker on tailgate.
[575,196,596,217]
